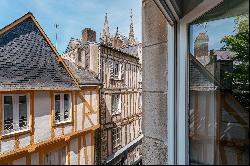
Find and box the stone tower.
[194,32,209,58]
[100,13,111,45]
[128,9,136,46]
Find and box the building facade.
[142,0,249,165]
[62,11,143,165]
[0,13,100,165]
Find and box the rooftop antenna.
[54,24,59,50]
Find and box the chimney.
[82,28,96,42]
[209,49,217,63]
[194,32,209,58]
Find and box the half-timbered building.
[62,12,143,165]
[0,12,100,165]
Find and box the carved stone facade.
[62,12,142,165]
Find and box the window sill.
[111,77,122,81]
[1,128,30,140]
[112,111,121,116]
[53,120,73,127]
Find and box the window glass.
[19,95,27,128]
[4,96,13,131]
[64,94,70,120]
[113,127,121,148]
[55,94,61,122]
[189,0,249,165]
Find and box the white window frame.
[2,94,30,135]
[111,94,121,115]
[176,0,223,164]
[54,93,72,124]
[112,127,121,149]
[155,0,223,165]
[111,61,123,80]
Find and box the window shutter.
[109,61,114,79]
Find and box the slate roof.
[196,50,235,66]
[119,43,142,57]
[190,54,220,91]
[0,13,78,91]
[63,59,101,85]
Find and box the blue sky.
[190,17,236,54]
[0,0,142,54]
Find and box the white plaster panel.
[77,96,83,131]
[34,91,51,143]
[19,133,30,149]
[84,91,91,108]
[77,106,83,131]
[91,91,97,112]
[64,125,73,135]
[31,152,39,165]
[84,116,92,129]
[13,157,26,165]
[1,137,15,154]
[86,133,92,164]
[54,127,62,137]
[70,138,78,165]
[89,113,98,126]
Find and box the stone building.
[0,13,100,165]
[142,0,249,165]
[62,11,143,165]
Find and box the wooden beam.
[223,101,248,131]
[0,94,2,137]
[50,92,55,138]
[30,91,35,145]
[26,154,31,165]
[91,131,95,165]
[67,142,70,165]
[78,136,81,165]
[83,135,88,165]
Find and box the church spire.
[128,9,136,46]
[100,13,111,45]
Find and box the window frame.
[176,0,223,164]
[111,94,121,115]
[112,127,122,149]
[1,93,30,136]
[53,93,72,125]
[155,0,224,164]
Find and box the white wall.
[34,91,51,143]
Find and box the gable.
[0,14,78,90]
[190,55,219,91]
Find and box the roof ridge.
[0,12,79,86]
[0,12,33,36]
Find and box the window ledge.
[1,128,30,140]
[53,120,73,127]
[112,111,121,116]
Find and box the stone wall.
[142,0,168,165]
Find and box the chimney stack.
[194,32,209,58]
[82,28,96,42]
